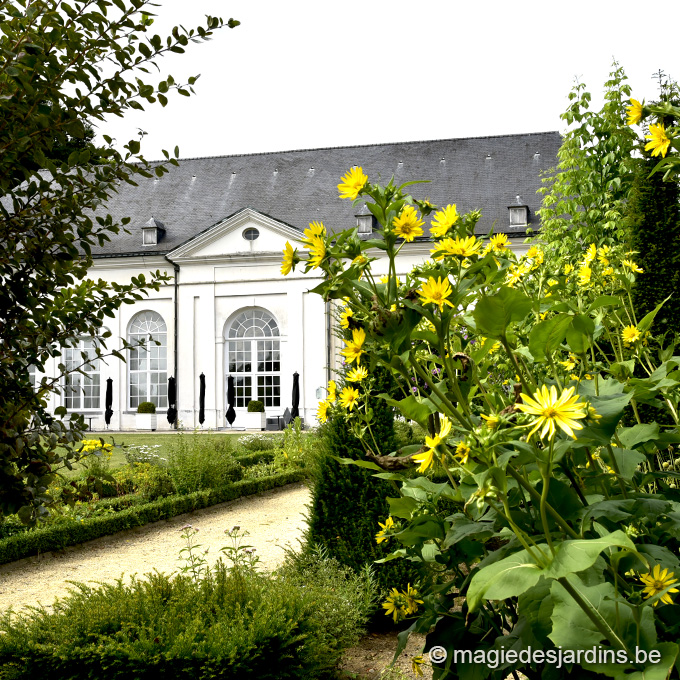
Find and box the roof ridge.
[146,130,561,164]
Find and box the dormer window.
[142,217,166,246]
[508,205,529,227]
[356,212,377,237]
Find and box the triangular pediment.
[167,208,304,261]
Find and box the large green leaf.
[617,423,660,449]
[472,286,532,339]
[528,313,573,362]
[565,314,595,354]
[466,547,548,611]
[379,393,435,428]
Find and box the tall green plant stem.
[506,466,579,540]
[500,337,536,394]
[540,441,557,556]
[605,444,629,499]
[557,576,630,656]
[410,360,471,428]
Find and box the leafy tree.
[536,62,637,262]
[0,0,239,523]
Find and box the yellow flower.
[526,246,544,269]
[627,98,643,126]
[455,441,471,465]
[481,414,499,429]
[352,254,368,267]
[489,233,509,251]
[577,265,592,286]
[337,166,368,200]
[339,385,360,411]
[404,583,424,615]
[317,400,330,423]
[339,305,354,329]
[341,327,366,365]
[393,205,424,241]
[560,356,577,371]
[563,263,574,276]
[433,235,482,260]
[305,234,326,269]
[413,416,451,473]
[598,245,611,265]
[622,259,644,274]
[645,123,671,158]
[430,204,459,237]
[347,365,368,382]
[418,276,454,312]
[517,384,588,440]
[412,655,425,677]
[547,278,558,287]
[376,516,395,544]
[640,564,679,606]
[506,264,524,287]
[327,380,337,403]
[382,588,408,623]
[583,243,597,265]
[281,241,297,276]
[379,275,389,284]
[304,221,326,239]
[603,266,614,276]
[622,325,641,345]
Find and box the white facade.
[36,208,530,431]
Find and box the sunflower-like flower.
[382,588,409,623]
[433,235,482,260]
[340,327,366,365]
[505,264,525,288]
[583,243,597,265]
[347,365,368,382]
[517,384,588,440]
[489,233,509,251]
[577,265,592,286]
[627,98,643,126]
[430,204,459,237]
[411,655,425,678]
[317,400,330,423]
[419,276,454,312]
[375,516,395,544]
[455,441,471,465]
[639,564,679,606]
[645,123,671,158]
[598,245,611,265]
[622,259,644,274]
[281,241,298,276]
[481,414,499,429]
[526,245,544,269]
[337,166,368,200]
[393,205,424,241]
[404,583,424,615]
[564,263,574,276]
[339,305,354,329]
[622,325,641,345]
[327,379,337,403]
[339,385,360,411]
[412,415,452,473]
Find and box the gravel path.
[0,482,310,615]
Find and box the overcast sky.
[99,1,679,161]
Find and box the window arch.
[227,309,280,408]
[63,338,100,410]
[128,311,167,409]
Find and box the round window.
[242,227,260,241]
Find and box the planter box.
[136,413,157,431]
[235,411,266,430]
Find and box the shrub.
[112,463,174,501]
[0,539,371,679]
[234,450,275,467]
[392,419,426,449]
[237,432,283,452]
[247,399,264,412]
[136,401,156,414]
[167,430,242,495]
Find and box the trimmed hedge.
[0,470,306,566]
[234,450,276,467]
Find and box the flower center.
[543,407,558,418]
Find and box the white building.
[39,132,561,430]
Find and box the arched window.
[227,309,280,408]
[63,338,100,410]
[128,311,167,409]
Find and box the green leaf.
[472,286,532,339]
[588,295,623,312]
[608,447,646,480]
[617,423,660,449]
[387,496,419,519]
[331,456,381,471]
[378,394,434,428]
[528,313,573,362]
[638,296,671,334]
[565,314,594,354]
[467,547,548,611]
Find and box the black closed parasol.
[199,373,206,426]
[167,376,177,425]
[226,375,236,426]
[290,371,300,419]
[104,378,113,427]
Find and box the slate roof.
[91,131,561,257]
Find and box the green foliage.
[167,430,242,494]
[306,372,418,598]
[136,401,156,414]
[0,2,238,524]
[234,450,276,467]
[536,61,637,264]
[0,546,370,679]
[627,153,680,343]
[0,470,305,565]
[112,462,174,501]
[236,432,284,452]
[247,399,265,412]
